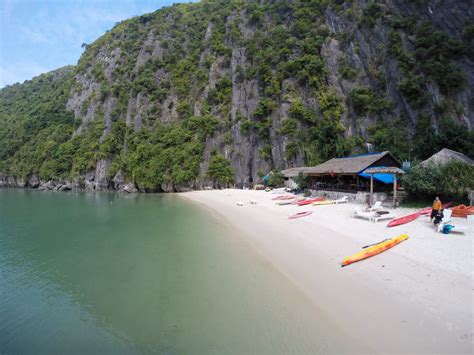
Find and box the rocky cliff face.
[1,0,473,192]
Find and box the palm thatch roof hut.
[281,167,312,178]
[282,151,402,192]
[305,151,400,175]
[421,148,473,166]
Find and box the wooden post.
[393,174,397,209]
[370,174,374,207]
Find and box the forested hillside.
[1,0,473,192]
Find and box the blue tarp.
[358,166,394,184]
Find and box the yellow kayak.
[341,234,409,267]
[312,200,334,206]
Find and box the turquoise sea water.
[0,189,351,354]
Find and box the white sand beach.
[181,189,473,354]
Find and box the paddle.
[362,239,389,249]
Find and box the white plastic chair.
[436,209,454,233]
[443,209,452,223]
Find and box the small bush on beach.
[267,172,284,188]
[294,172,309,190]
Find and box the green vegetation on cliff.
[0,68,76,178]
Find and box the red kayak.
[289,211,313,219]
[296,197,324,206]
[417,207,431,215]
[387,212,420,227]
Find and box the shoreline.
[181,189,473,354]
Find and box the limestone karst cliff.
[1,0,473,191]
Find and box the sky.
[0,0,196,88]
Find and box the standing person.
[431,196,442,222]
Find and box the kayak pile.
[296,197,324,206]
[312,200,335,206]
[313,196,349,206]
[451,205,474,218]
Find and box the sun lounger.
[371,211,395,223]
[354,209,376,222]
[354,209,394,223]
[367,201,383,212]
[334,196,348,204]
[354,209,372,218]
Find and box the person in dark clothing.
[433,209,444,226]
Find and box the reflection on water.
[1,189,350,354]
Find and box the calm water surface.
[0,189,349,354]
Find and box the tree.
[401,163,442,198]
[206,155,234,188]
[267,172,284,188]
[294,172,308,190]
[402,161,474,200]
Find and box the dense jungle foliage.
[402,161,474,201]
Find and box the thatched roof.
[364,167,405,175]
[421,148,473,166]
[306,151,399,175]
[282,167,311,178]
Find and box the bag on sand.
[442,224,454,234]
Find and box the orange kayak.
[341,234,409,267]
[451,205,474,218]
